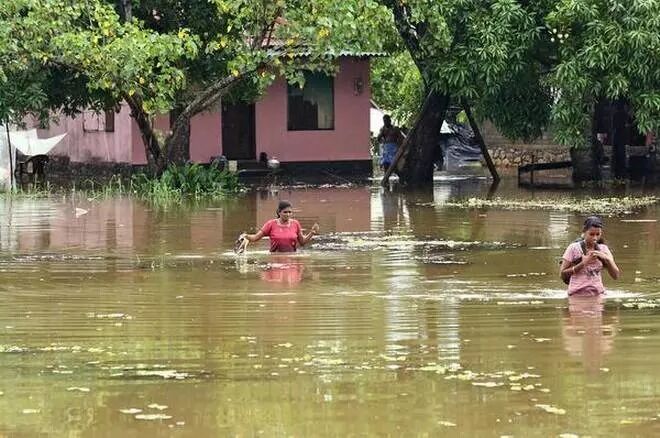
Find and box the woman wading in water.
[560,216,620,296]
[236,201,319,253]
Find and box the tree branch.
[179,61,269,121]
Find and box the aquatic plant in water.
[444,196,658,215]
[131,163,242,203]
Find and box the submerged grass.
[130,163,242,205]
[444,196,659,215]
[1,164,243,207]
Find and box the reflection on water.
[0,179,659,436]
[562,296,618,373]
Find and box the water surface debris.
[443,196,657,215]
[535,404,566,415]
[135,413,173,420]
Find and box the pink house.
[37,56,374,176]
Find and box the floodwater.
[0,178,658,437]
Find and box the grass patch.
[444,196,658,215]
[1,164,243,206]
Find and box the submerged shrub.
[131,163,241,202]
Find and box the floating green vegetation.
[444,196,658,215]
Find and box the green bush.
[131,163,241,202]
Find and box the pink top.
[562,242,613,296]
[261,218,302,252]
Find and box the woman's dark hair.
[583,216,603,231]
[583,216,605,244]
[276,200,292,218]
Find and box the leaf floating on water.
[536,404,566,415]
[135,414,172,420]
[472,381,504,388]
[438,421,456,427]
[120,408,142,414]
[419,364,447,373]
[136,370,189,380]
[0,345,27,353]
[66,387,90,392]
[147,403,168,410]
[88,313,133,320]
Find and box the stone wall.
[489,145,570,168]
[480,120,570,168]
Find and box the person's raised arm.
[396,127,405,144]
[298,223,319,246]
[242,229,265,243]
[594,249,620,279]
[376,127,385,143]
[559,258,573,280]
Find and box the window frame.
[287,71,335,131]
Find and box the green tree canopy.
[548,0,660,147]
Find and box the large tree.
[2,0,389,173]
[375,0,552,186]
[547,0,660,179]
[376,0,660,185]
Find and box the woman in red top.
[239,201,319,252]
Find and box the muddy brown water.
[0,178,659,436]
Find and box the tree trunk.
[165,115,191,165]
[395,90,450,187]
[118,0,132,22]
[124,94,165,175]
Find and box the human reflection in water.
[380,187,407,230]
[260,256,305,285]
[562,295,619,373]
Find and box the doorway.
[221,102,256,160]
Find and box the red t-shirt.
[261,218,301,252]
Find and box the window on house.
[287,71,334,131]
[83,109,115,132]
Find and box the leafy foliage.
[371,51,424,126]
[131,163,241,202]
[375,0,555,142]
[547,0,660,147]
[1,0,193,122]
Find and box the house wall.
[37,103,133,163]
[38,57,371,166]
[131,110,223,165]
[253,57,371,162]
